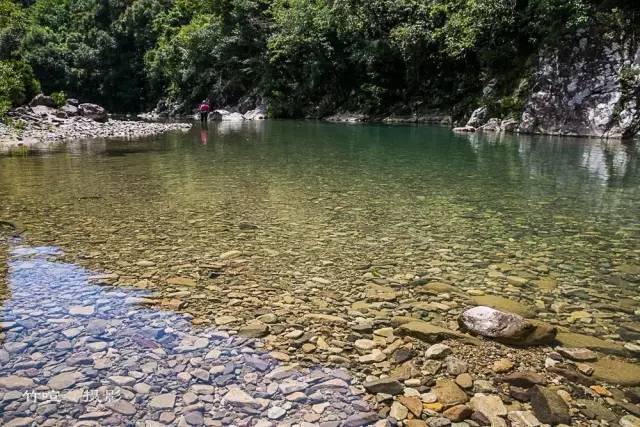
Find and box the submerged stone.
[363,378,403,395]
[396,321,471,343]
[529,386,571,425]
[432,379,469,408]
[555,331,627,356]
[589,358,640,386]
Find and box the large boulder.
[210,109,245,121]
[244,105,267,120]
[29,94,56,108]
[78,103,108,122]
[466,107,488,127]
[471,295,536,318]
[61,104,79,117]
[478,118,501,132]
[222,112,245,121]
[459,306,556,346]
[501,118,520,132]
[30,105,57,117]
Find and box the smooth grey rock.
[149,393,176,409]
[267,406,287,420]
[363,378,403,395]
[459,306,555,346]
[222,387,259,409]
[0,375,35,390]
[48,372,79,390]
[426,343,452,360]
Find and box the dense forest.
[0,0,638,118]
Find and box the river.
[0,121,639,426]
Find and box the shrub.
[51,91,66,107]
[0,60,41,116]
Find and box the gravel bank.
[0,102,191,153]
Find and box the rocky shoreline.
[0,95,192,153]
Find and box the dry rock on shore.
[1,95,191,150]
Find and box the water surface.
[1,122,640,424]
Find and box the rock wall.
[519,30,640,139]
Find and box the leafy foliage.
[0,60,40,116]
[0,0,637,116]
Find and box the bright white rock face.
[459,306,528,338]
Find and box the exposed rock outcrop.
[466,107,488,128]
[519,30,640,139]
[243,104,267,120]
[78,103,107,122]
[324,112,368,123]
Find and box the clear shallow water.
[1,121,638,276]
[1,122,639,323]
[0,121,640,424]
[0,245,375,426]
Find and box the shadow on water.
[0,245,377,426]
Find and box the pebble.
[149,393,176,409]
[426,343,452,360]
[390,401,409,420]
[492,358,514,373]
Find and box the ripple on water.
[0,245,378,426]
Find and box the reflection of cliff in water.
[464,131,640,187]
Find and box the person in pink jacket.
[198,99,210,123]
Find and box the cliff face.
[519,30,640,139]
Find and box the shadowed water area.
[1,121,640,425]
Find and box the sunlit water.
[0,121,640,424]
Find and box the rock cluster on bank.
[452,30,640,140]
[139,95,268,122]
[0,94,192,150]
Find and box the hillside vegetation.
[0,0,638,118]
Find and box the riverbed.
[1,121,640,426]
